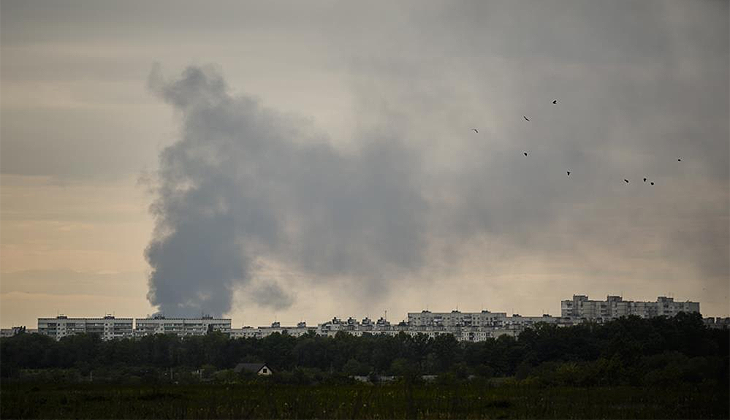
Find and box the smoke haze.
[146,52,727,316]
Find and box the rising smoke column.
[145,65,428,316]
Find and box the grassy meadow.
[1,382,727,419]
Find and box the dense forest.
[1,312,727,387]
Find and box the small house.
[234,362,272,376]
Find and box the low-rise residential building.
[703,317,730,329]
[0,326,35,337]
[234,363,272,376]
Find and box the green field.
[1,383,727,419]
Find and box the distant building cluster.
[1,294,726,342]
[702,317,730,329]
[232,295,713,343]
[232,313,575,343]
[561,295,700,319]
[0,326,36,337]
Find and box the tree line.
[1,312,727,386]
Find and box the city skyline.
[15,293,723,345]
[15,293,709,330]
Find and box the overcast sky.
[1,0,728,327]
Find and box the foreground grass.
[1,382,727,419]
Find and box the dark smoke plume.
[145,65,427,316]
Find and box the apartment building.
[37,315,133,341]
[407,310,508,328]
[134,315,231,337]
[230,321,316,339]
[561,295,699,320]
[703,317,730,329]
[0,326,36,337]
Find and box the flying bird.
[624,179,629,183]
[552,100,557,104]
[472,128,478,133]
[523,116,530,121]
[567,171,570,176]
[523,152,528,157]
[643,178,647,182]
[678,158,682,162]
[651,182,655,185]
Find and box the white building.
[0,326,36,337]
[134,315,231,337]
[408,310,508,328]
[703,317,730,329]
[316,317,395,337]
[561,295,700,320]
[37,315,133,341]
[656,296,700,317]
[230,321,316,339]
[295,312,573,343]
[406,310,583,342]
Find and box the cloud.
[0,269,146,297]
[248,281,294,311]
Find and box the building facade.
[230,321,316,339]
[0,326,36,337]
[703,317,730,329]
[407,310,508,328]
[134,315,231,337]
[561,295,699,320]
[37,315,133,341]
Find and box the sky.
[1,0,728,328]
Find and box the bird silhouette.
[651,182,655,185]
[643,178,647,182]
[624,179,629,183]
[678,158,682,162]
[523,116,530,121]
[552,100,557,104]
[567,171,570,176]
[524,152,528,157]
[472,128,478,133]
